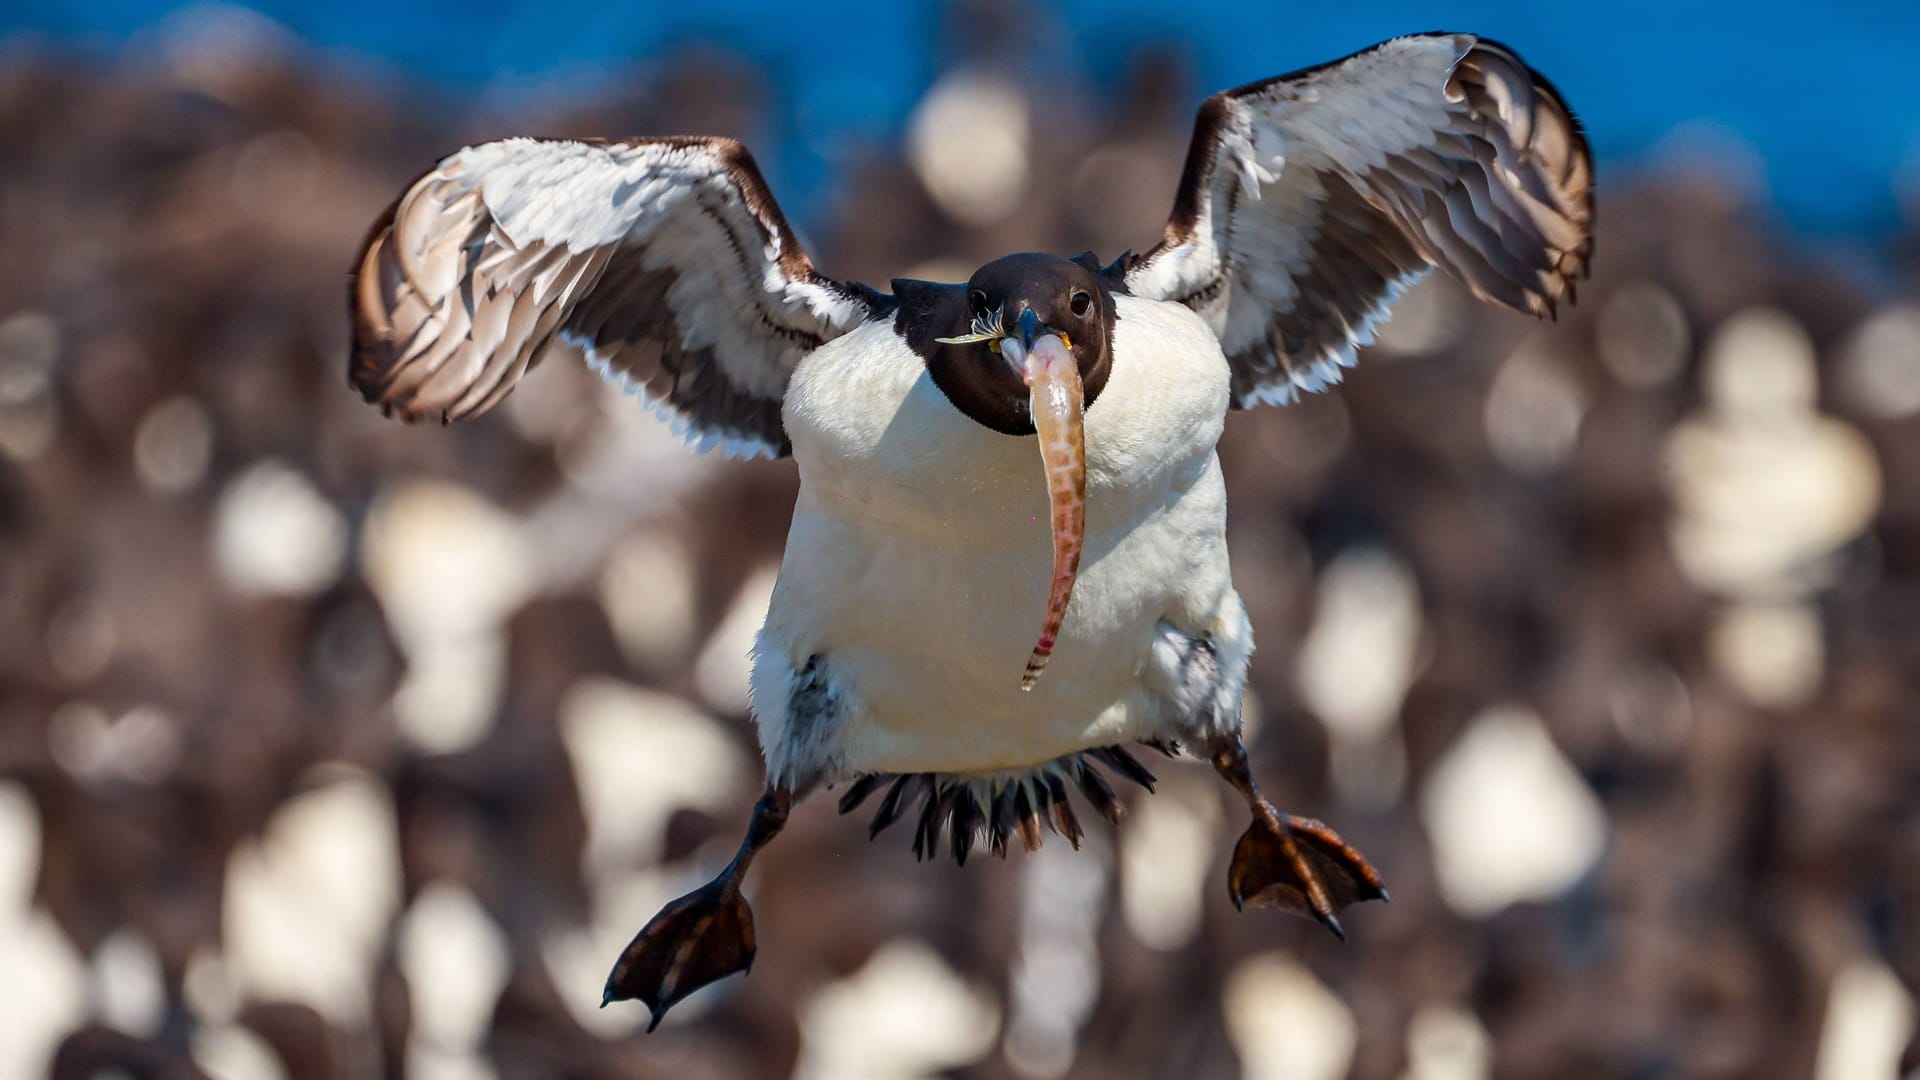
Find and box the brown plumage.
[1126,34,1593,408]
[348,137,882,456]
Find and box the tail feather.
[1044,773,1084,849]
[836,774,884,814]
[867,775,915,838]
[841,741,1170,865]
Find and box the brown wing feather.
[1128,33,1593,407]
[349,136,882,457]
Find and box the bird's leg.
[602,786,793,1031]
[1209,738,1387,940]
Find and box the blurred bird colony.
[2,4,1919,1079]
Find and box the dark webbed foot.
[1228,814,1388,939]
[603,878,756,1031]
[1210,739,1386,939]
[603,788,791,1031]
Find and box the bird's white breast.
[755,295,1240,777]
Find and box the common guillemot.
[348,32,1592,1030]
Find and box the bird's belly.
[759,296,1237,776]
[762,452,1231,774]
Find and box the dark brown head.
[893,252,1114,436]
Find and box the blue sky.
[13,0,1920,237]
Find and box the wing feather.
[1127,33,1593,407]
[350,136,885,457]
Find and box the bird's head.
[896,252,1117,690]
[917,252,1113,436]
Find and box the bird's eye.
[969,291,990,317]
[1070,291,1092,318]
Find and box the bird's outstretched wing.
[1124,33,1593,407]
[350,136,884,458]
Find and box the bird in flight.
[349,32,1592,1031]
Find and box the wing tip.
[1447,35,1596,319]
[1456,34,1596,215]
[346,160,542,428]
[346,225,408,418]
[346,259,445,425]
[347,172,451,426]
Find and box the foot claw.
[1227,814,1385,937]
[1315,911,1346,942]
[603,878,755,1031]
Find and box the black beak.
[1017,307,1040,351]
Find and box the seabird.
[348,32,1592,1029]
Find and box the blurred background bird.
[1,2,1918,1079]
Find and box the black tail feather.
[1093,746,1158,792]
[988,785,1014,858]
[1013,783,1043,852]
[836,774,884,815]
[839,743,1159,864]
[912,781,952,862]
[1044,773,1083,849]
[868,775,914,839]
[950,792,980,865]
[1073,759,1124,825]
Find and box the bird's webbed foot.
[602,875,756,1031]
[1210,740,1386,940]
[602,788,791,1031]
[1227,813,1388,939]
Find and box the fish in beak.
[998,308,1085,691]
